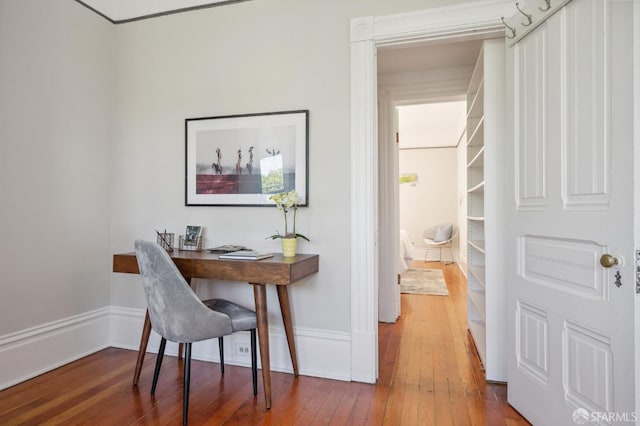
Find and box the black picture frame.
[185,110,309,207]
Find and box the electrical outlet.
[235,343,250,356]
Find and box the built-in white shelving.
[465,40,506,381]
[467,146,485,168]
[468,240,485,253]
[467,181,485,193]
[468,265,486,286]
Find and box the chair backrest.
[134,240,233,343]
[425,223,457,243]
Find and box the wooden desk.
[112,250,319,409]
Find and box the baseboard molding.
[0,307,111,390]
[109,306,352,381]
[457,259,468,278]
[411,246,460,264]
[0,306,353,390]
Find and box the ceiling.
[398,102,467,149]
[78,0,250,22]
[377,40,482,76]
[379,40,481,149]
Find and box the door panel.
[506,0,635,424]
[562,0,609,210]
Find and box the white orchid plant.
[267,190,310,241]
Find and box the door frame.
[349,0,513,382]
[634,0,640,412]
[377,88,469,324]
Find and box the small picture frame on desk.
[184,225,202,245]
[179,225,203,251]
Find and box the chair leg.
[183,343,192,426]
[218,337,224,375]
[445,245,454,265]
[425,247,432,263]
[250,329,258,396]
[151,338,167,395]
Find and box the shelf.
[469,240,485,254]
[468,265,486,288]
[466,82,485,119]
[464,39,506,382]
[467,146,485,168]
[466,116,485,148]
[467,181,485,193]
[467,301,482,324]
[468,289,486,321]
[468,319,487,369]
[467,46,485,95]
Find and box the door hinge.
[396,132,399,144]
[397,274,401,285]
[636,250,640,293]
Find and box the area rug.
[400,268,449,296]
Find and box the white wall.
[399,148,458,247]
[0,0,114,387]
[109,0,469,335]
[0,0,114,333]
[109,1,355,333]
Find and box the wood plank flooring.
[0,261,530,425]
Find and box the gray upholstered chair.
[134,240,258,426]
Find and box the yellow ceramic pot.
[281,238,297,257]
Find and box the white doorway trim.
[634,0,640,413]
[349,0,513,383]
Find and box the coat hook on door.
[539,0,551,12]
[501,17,517,39]
[515,2,533,26]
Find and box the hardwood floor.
[0,261,529,425]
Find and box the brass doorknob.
[600,254,619,268]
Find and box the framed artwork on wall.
[185,110,309,207]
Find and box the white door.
[378,88,401,323]
[505,0,636,424]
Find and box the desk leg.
[252,283,272,409]
[133,310,152,386]
[276,285,299,376]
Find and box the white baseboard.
[411,247,459,264]
[109,306,352,381]
[0,306,353,391]
[0,307,111,390]
[457,259,468,278]
[350,330,377,383]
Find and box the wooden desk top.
[113,251,319,285]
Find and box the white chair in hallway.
[423,224,456,264]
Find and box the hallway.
[378,261,529,424]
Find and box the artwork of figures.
[185,110,308,206]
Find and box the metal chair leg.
[151,338,166,394]
[250,329,258,396]
[218,337,224,375]
[183,343,192,426]
[424,247,432,262]
[445,245,454,265]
